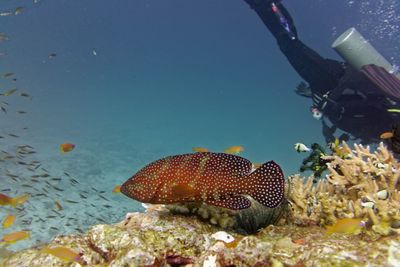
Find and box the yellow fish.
[223,146,244,154]
[10,194,29,207]
[112,185,121,193]
[60,143,75,153]
[380,131,394,139]
[41,246,82,262]
[0,231,30,244]
[2,215,15,228]
[325,218,364,235]
[192,147,209,153]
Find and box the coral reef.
[2,208,400,266]
[2,142,400,266]
[288,142,400,235]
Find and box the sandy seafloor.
[0,0,399,252]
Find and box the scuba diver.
[243,0,400,144]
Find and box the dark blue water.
[0,0,399,250]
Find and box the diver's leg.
[244,0,345,91]
[244,0,297,40]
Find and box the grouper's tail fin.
[248,161,285,208]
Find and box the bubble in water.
[346,0,400,63]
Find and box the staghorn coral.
[287,142,400,234]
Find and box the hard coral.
[287,142,400,235]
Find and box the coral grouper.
[121,152,285,210]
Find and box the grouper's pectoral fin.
[206,195,251,210]
[171,183,198,199]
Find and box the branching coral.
[287,142,400,235]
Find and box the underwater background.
[0,0,399,251]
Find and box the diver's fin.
[361,64,400,101]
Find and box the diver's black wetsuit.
[244,0,400,143]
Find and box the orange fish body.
[0,193,12,206]
[60,143,75,153]
[192,147,209,153]
[41,246,81,262]
[0,193,28,207]
[10,194,29,207]
[0,231,30,244]
[380,131,394,139]
[2,214,15,228]
[325,218,364,235]
[55,201,63,211]
[121,152,285,210]
[224,146,244,154]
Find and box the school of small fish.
[0,6,115,248]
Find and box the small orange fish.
[55,201,63,211]
[2,215,15,228]
[10,194,29,206]
[0,193,29,207]
[192,147,209,153]
[0,193,13,205]
[112,185,121,193]
[60,143,75,153]
[223,146,244,154]
[325,218,364,235]
[0,231,30,244]
[224,236,244,249]
[41,246,81,262]
[380,131,394,139]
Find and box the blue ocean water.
[0,0,399,250]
